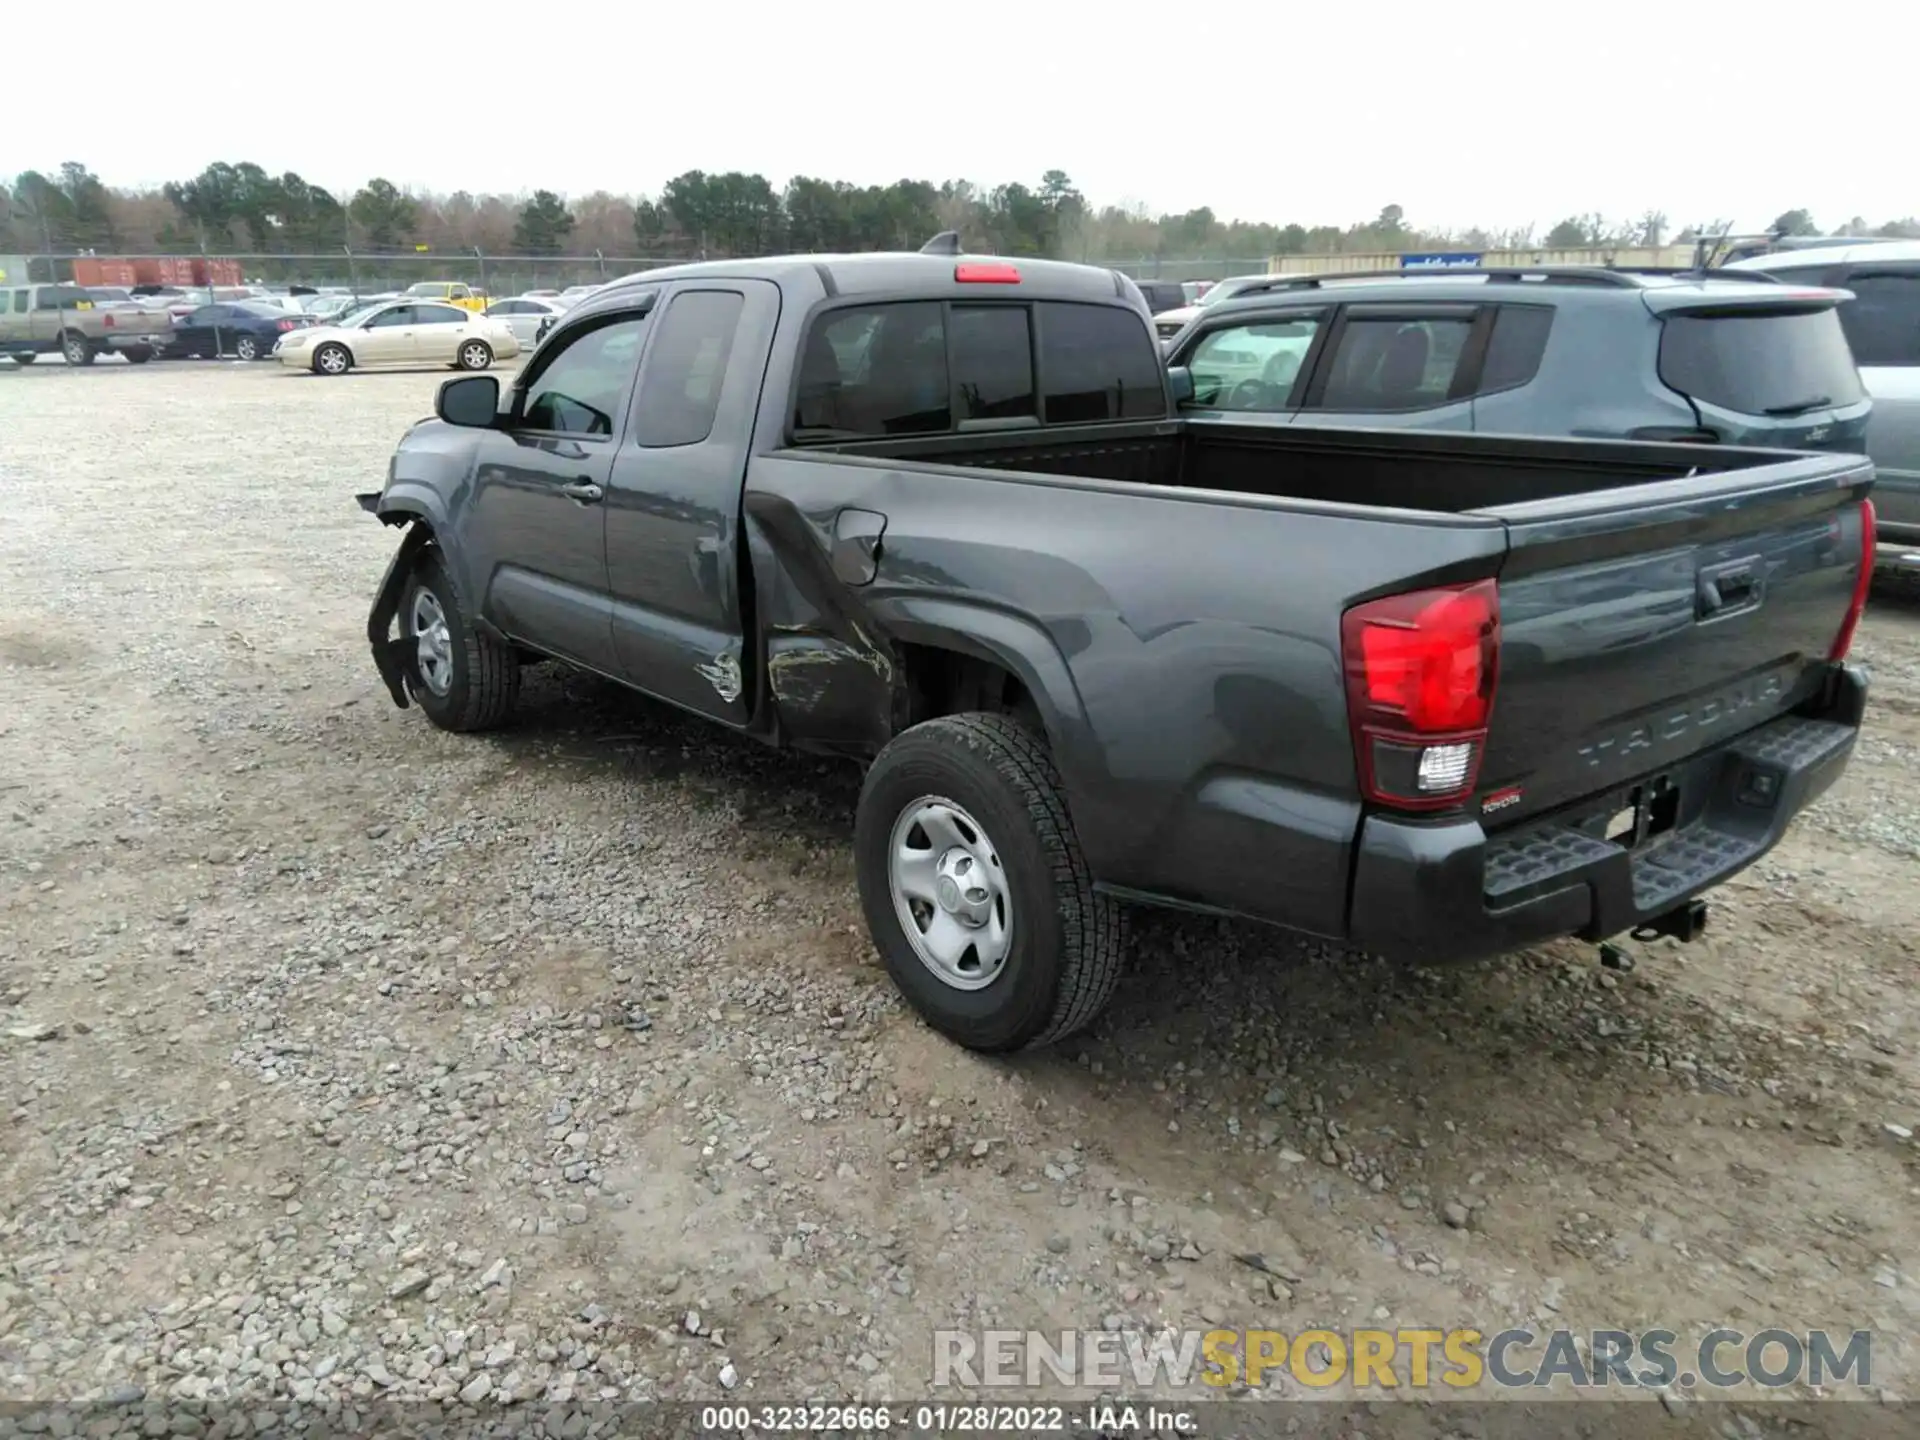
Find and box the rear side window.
[12,290,27,314]
[1037,303,1166,422]
[1316,314,1474,411]
[416,304,467,324]
[632,290,745,447]
[950,305,1035,422]
[1658,308,1866,415]
[794,302,949,437]
[1835,272,1920,367]
[1478,306,1553,393]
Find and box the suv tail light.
[1341,579,1500,811]
[1828,498,1875,662]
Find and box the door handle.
[561,479,604,504]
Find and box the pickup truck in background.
[0,282,176,365]
[356,244,1874,1053]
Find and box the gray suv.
[1726,241,1920,565]
[1161,266,1873,462]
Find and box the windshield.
[330,302,387,327]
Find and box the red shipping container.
[207,259,244,285]
[71,258,107,286]
[131,258,164,286]
[97,260,138,286]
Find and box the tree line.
[4,161,1917,263]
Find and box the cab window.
[519,314,652,436]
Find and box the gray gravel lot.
[2,360,1917,1420]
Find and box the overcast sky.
[16,2,1909,234]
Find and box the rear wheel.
[61,332,95,366]
[234,334,261,362]
[457,339,493,371]
[124,346,153,365]
[313,342,352,376]
[854,713,1127,1052]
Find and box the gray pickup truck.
[0,282,175,365]
[357,245,1874,1052]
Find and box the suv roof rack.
[1606,265,1784,283]
[1233,266,1650,293]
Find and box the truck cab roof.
[584,251,1141,312]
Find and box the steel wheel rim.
[408,588,454,697]
[463,343,488,369]
[64,336,85,363]
[887,795,1013,990]
[318,348,346,374]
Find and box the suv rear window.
[1658,307,1865,416]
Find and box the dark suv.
[1131,279,1189,315]
[1160,267,1872,454]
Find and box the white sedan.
[482,295,568,348]
[274,299,520,376]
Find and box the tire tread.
[908,712,1127,1049]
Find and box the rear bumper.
[1347,665,1867,964]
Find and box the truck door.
[604,278,779,726]
[1295,303,1480,433]
[460,302,658,676]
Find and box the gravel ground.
[2,360,1917,1421]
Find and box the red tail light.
[1341,579,1500,811]
[1828,498,1875,662]
[277,319,296,331]
[955,262,1020,283]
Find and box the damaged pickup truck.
[357,243,1875,1053]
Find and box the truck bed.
[762,417,1871,954]
[803,418,1792,516]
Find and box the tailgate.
[1477,451,1872,826]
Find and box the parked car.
[1130,279,1188,315]
[276,299,518,375]
[482,295,568,347]
[403,281,488,313]
[353,245,1872,1054]
[1159,266,1873,458]
[166,301,313,361]
[1725,241,1920,565]
[0,282,175,364]
[1151,272,1312,342]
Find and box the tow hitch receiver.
[1631,897,1709,945]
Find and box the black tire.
[312,342,352,376]
[124,347,153,365]
[855,712,1126,1052]
[234,334,261,362]
[61,332,95,366]
[10,352,36,365]
[457,338,493,371]
[399,547,520,732]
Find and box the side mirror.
[1166,366,1195,404]
[437,374,499,429]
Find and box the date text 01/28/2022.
[698,1403,1191,1432]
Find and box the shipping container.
[72,258,140,287]
[206,259,244,286]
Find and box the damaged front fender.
[367,522,433,710]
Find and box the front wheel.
[457,339,493,371]
[312,342,352,376]
[10,351,36,365]
[398,548,520,732]
[123,346,154,364]
[854,713,1126,1052]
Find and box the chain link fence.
[29,249,1280,296]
